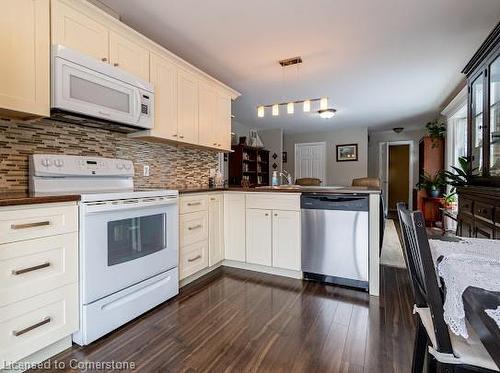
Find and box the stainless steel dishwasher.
[301,193,369,290]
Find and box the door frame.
[294,142,327,185]
[379,140,414,211]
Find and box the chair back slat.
[396,203,453,353]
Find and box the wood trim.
[462,21,500,76]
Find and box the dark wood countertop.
[0,192,81,207]
[178,186,381,195]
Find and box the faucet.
[280,169,293,185]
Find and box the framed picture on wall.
[336,144,358,162]
[282,151,287,163]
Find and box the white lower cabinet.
[0,202,78,369]
[208,194,224,266]
[245,209,272,266]
[272,210,301,271]
[179,240,209,279]
[224,193,246,262]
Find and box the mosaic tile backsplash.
[0,118,219,192]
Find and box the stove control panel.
[30,154,134,177]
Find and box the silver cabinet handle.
[12,262,50,275]
[210,198,216,201]
[172,134,177,137]
[188,224,202,231]
[187,202,202,206]
[274,213,278,216]
[187,255,202,262]
[101,57,108,62]
[113,62,119,67]
[265,213,269,216]
[11,221,50,230]
[13,317,51,337]
[179,135,185,139]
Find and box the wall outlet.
[143,165,150,177]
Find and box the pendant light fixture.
[303,100,311,112]
[257,106,265,118]
[318,108,336,119]
[272,104,279,116]
[320,97,328,110]
[287,102,294,114]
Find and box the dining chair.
[295,177,321,186]
[351,177,381,188]
[396,203,499,373]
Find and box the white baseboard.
[222,260,303,279]
[179,262,223,287]
[2,336,72,373]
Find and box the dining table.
[429,237,500,369]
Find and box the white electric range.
[30,154,179,345]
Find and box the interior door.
[388,144,410,210]
[245,209,272,266]
[294,142,326,185]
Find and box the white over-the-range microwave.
[51,44,154,130]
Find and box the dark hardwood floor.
[31,263,416,372]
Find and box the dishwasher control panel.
[300,194,369,211]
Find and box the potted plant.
[442,190,457,208]
[425,121,446,148]
[417,171,446,198]
[443,156,478,188]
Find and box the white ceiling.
[100,0,500,134]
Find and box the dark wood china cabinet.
[458,22,500,239]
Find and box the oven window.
[70,75,130,113]
[108,214,166,266]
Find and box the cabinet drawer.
[246,193,300,211]
[0,233,78,307]
[180,211,208,246]
[459,198,473,216]
[0,204,77,244]
[474,202,494,223]
[0,283,78,368]
[179,240,208,279]
[180,195,209,214]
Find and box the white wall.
[231,120,251,143]
[367,128,426,187]
[283,128,368,186]
[258,129,283,180]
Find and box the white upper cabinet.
[272,210,301,271]
[51,0,109,62]
[149,52,178,140]
[216,93,232,150]
[198,81,218,148]
[109,31,149,81]
[0,0,50,118]
[177,70,199,144]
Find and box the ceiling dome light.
[272,104,279,116]
[257,106,265,118]
[318,108,336,119]
[287,102,294,114]
[320,97,328,110]
[303,100,311,112]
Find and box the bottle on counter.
[271,171,279,186]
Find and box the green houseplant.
[417,171,446,198]
[443,156,478,188]
[425,121,446,148]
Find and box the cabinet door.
[272,210,301,271]
[208,194,224,266]
[51,0,109,62]
[457,216,474,238]
[177,70,199,144]
[216,93,232,150]
[0,0,49,117]
[198,81,217,148]
[224,194,246,262]
[246,209,272,266]
[475,221,494,239]
[150,53,178,140]
[109,31,149,81]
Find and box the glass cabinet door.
[490,55,500,176]
[471,74,484,175]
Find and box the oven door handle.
[83,198,177,214]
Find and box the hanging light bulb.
[257,106,265,118]
[272,104,279,116]
[320,97,328,110]
[303,100,311,112]
[287,102,294,114]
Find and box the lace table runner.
[436,253,500,338]
[485,306,500,329]
[429,238,500,265]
